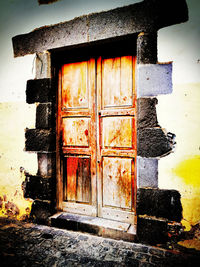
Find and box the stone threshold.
[49,212,136,242]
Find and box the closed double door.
[57,54,137,224]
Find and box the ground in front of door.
[0,218,199,267]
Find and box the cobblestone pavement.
[0,219,200,267]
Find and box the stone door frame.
[13,0,188,245]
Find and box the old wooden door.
[57,55,136,224]
[57,58,97,216]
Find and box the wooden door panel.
[102,116,134,148]
[102,57,120,108]
[102,56,134,108]
[64,157,91,203]
[102,157,133,210]
[62,117,89,147]
[61,61,88,109]
[97,55,136,224]
[120,56,133,105]
[58,58,96,216]
[58,55,136,223]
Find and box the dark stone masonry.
[137,128,174,158]
[22,175,53,200]
[137,189,182,222]
[25,129,56,152]
[26,78,54,104]
[12,0,188,57]
[36,103,53,129]
[137,98,159,129]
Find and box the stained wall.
[157,0,200,249]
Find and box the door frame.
[55,45,137,226]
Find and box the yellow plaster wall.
[157,0,200,249]
[157,82,200,249]
[0,102,37,219]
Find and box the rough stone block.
[137,32,157,64]
[137,63,172,97]
[37,152,56,177]
[30,200,54,224]
[26,78,54,104]
[152,0,188,29]
[13,16,88,57]
[137,127,173,157]
[25,128,56,152]
[51,213,136,242]
[137,188,182,222]
[12,0,188,57]
[137,97,158,129]
[36,103,54,129]
[167,222,183,244]
[22,175,53,200]
[88,4,144,42]
[137,157,158,188]
[137,216,168,245]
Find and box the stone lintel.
[137,63,172,97]
[137,157,158,188]
[25,128,56,152]
[12,0,188,57]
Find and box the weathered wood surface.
[64,157,91,203]
[58,55,137,224]
[98,55,136,223]
[62,61,88,109]
[102,157,133,209]
[58,58,96,214]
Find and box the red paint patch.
[85,129,88,136]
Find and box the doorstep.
[49,212,136,242]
